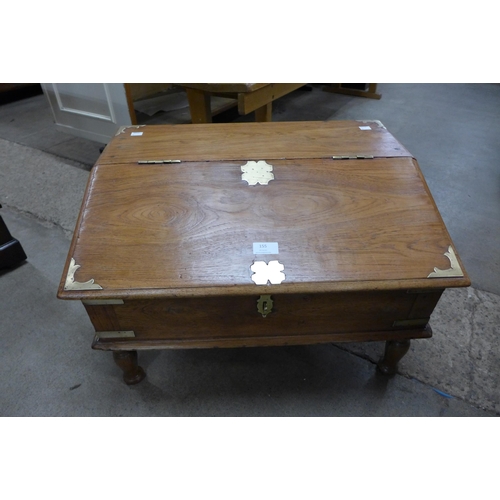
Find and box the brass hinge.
[332,155,374,160]
[137,160,181,164]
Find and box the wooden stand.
[58,121,470,385]
[178,83,306,123]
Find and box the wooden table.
[176,83,306,123]
[58,120,470,385]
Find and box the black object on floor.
[0,84,43,105]
[0,204,27,269]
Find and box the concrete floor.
[1,83,499,416]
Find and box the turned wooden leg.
[113,351,146,385]
[377,340,411,376]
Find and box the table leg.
[254,102,272,122]
[185,87,212,123]
[113,351,146,385]
[377,339,411,376]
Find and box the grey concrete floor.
[1,83,499,416]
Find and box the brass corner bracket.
[427,246,464,278]
[65,258,103,291]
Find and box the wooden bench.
[176,83,307,123]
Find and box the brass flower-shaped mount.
[251,260,285,285]
[241,160,274,186]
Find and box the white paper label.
[359,126,371,130]
[131,132,143,136]
[253,242,279,254]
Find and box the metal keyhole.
[257,295,273,318]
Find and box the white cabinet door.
[41,83,134,143]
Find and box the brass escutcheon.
[257,295,273,318]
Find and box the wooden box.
[57,121,470,384]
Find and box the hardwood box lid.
[98,120,411,164]
[58,122,469,300]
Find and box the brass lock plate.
[257,295,273,318]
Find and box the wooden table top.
[59,121,469,300]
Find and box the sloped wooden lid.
[58,152,469,299]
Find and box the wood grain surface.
[85,289,438,341]
[58,153,469,299]
[98,121,411,164]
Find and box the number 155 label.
[253,242,279,255]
